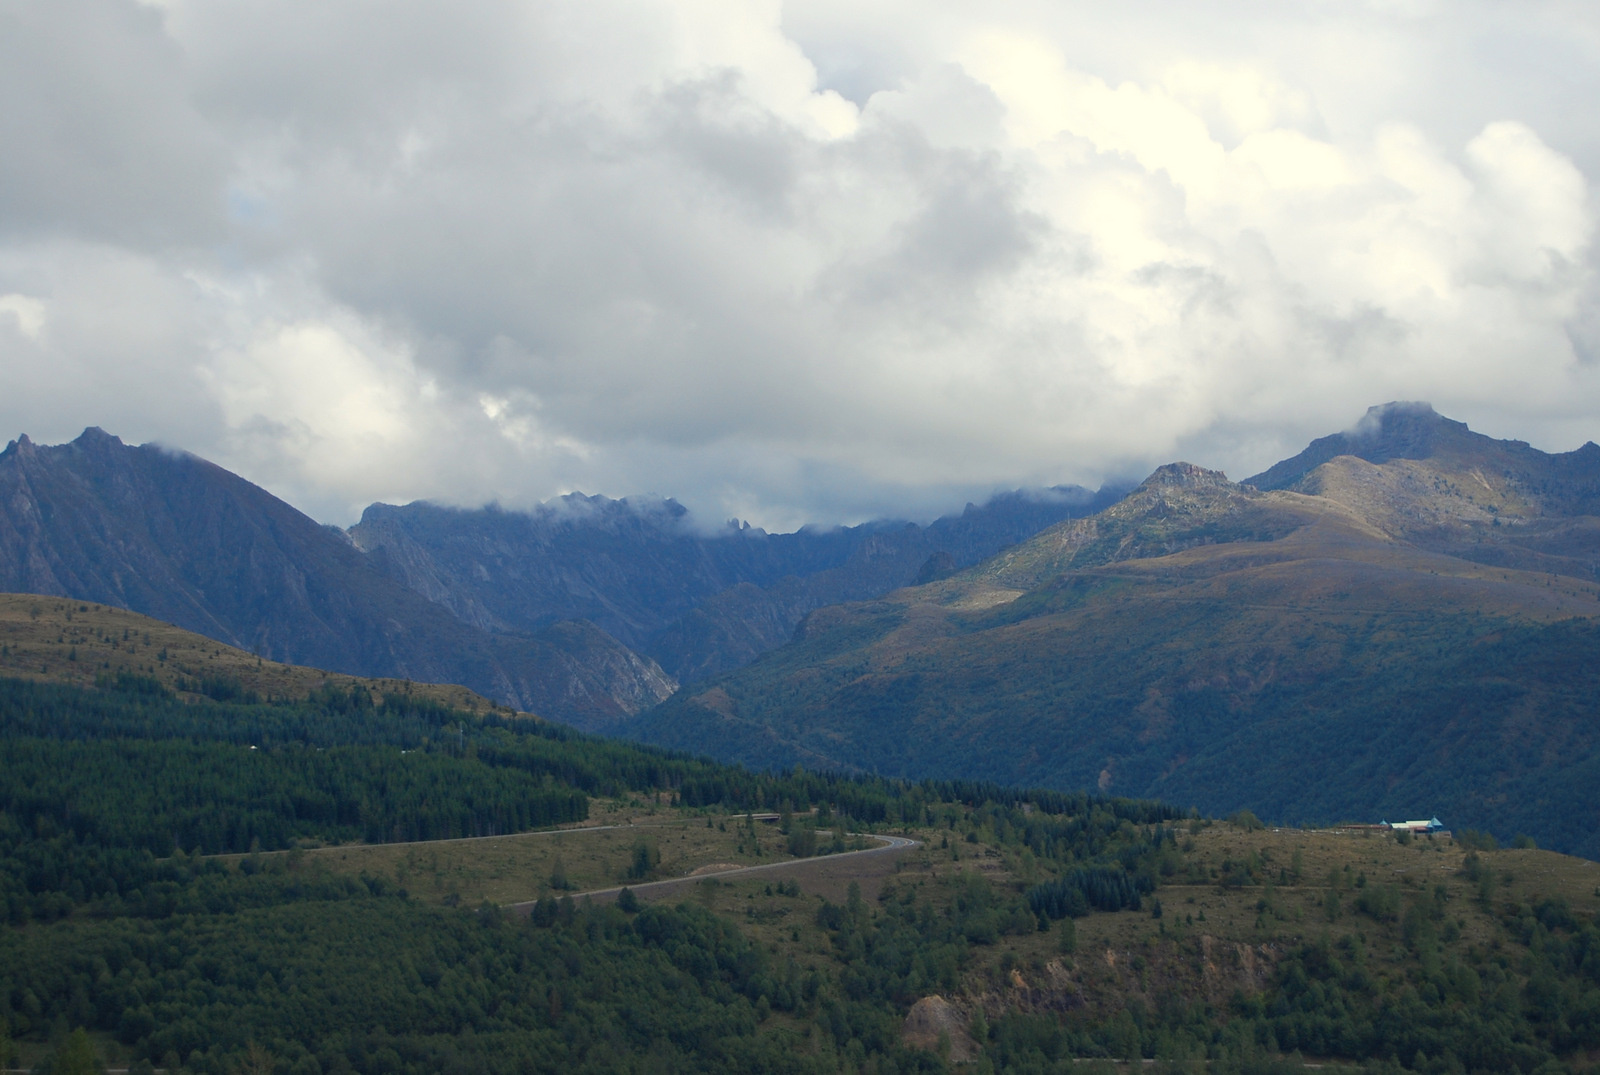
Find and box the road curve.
[506,833,920,912]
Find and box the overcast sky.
[3,0,1599,529]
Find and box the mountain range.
[0,426,1114,728]
[350,482,1123,684]
[4,402,1599,854]
[6,402,1600,1074]
[624,403,1600,856]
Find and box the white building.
[1382,816,1445,833]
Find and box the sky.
[3,0,1599,530]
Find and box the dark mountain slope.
[626,418,1600,857]
[350,484,1126,682]
[0,429,672,727]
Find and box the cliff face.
[0,429,673,727]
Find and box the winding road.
[506,833,920,912]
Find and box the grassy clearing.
[251,807,1600,989]
[1153,823,1600,945]
[224,800,801,905]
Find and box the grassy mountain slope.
[627,409,1600,858]
[0,593,509,713]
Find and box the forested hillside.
[5,672,1600,1073]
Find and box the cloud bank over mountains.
[2,0,1598,527]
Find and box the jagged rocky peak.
[72,426,125,447]
[1347,401,1466,451]
[1246,401,1479,490]
[4,428,130,463]
[1136,462,1235,492]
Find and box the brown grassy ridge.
[0,592,512,714]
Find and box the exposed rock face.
[490,620,678,732]
[901,996,979,1061]
[1199,935,1277,1006]
[0,429,672,726]
[1140,461,1236,491]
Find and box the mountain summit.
[1140,461,1236,491]
[1246,402,1470,488]
[1248,401,1600,513]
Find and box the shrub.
[1227,810,1265,831]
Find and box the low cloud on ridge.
[2,0,1598,529]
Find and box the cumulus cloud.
[1,0,1598,525]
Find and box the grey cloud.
[825,137,1047,316]
[0,0,226,247]
[654,73,806,220]
[0,241,225,447]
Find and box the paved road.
[506,833,920,912]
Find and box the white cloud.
[0,295,45,341]
[0,0,1598,526]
